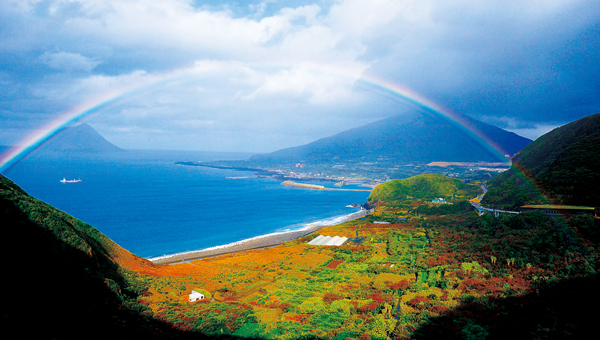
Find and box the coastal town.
[177,160,510,189]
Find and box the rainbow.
[1,93,119,173]
[1,64,509,173]
[357,74,509,161]
[0,69,189,173]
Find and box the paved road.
[471,202,520,216]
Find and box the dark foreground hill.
[38,123,123,153]
[0,175,228,339]
[483,113,600,209]
[251,112,531,164]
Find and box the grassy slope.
[483,113,600,209]
[368,174,480,208]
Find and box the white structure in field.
[189,290,205,302]
[307,235,348,246]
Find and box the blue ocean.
[4,150,370,258]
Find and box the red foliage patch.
[357,292,392,314]
[323,293,343,304]
[429,304,450,314]
[278,302,291,311]
[358,334,372,340]
[387,279,410,290]
[285,314,312,324]
[366,292,389,304]
[407,296,431,310]
[326,260,344,269]
[459,278,486,291]
[357,301,380,314]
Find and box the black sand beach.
[149,209,372,264]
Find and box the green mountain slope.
[483,113,600,209]
[251,112,531,164]
[368,174,480,207]
[0,175,209,339]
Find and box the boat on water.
[60,178,82,183]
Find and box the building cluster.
[431,198,447,204]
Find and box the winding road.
[472,183,520,217]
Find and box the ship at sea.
[60,178,82,183]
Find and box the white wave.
[146,208,372,262]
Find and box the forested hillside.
[368,174,480,208]
[483,113,600,209]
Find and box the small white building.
[189,290,205,302]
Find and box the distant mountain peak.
[39,123,123,153]
[251,112,531,164]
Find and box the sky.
[1,0,599,152]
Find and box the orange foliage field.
[122,193,600,339]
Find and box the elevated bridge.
[471,202,520,217]
[472,184,599,219]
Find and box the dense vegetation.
[3,152,599,339]
[368,174,480,208]
[126,175,599,339]
[483,113,600,209]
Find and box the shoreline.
[148,208,372,265]
[281,180,372,192]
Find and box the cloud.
[507,124,562,141]
[39,51,101,72]
[0,0,599,151]
[246,62,368,104]
[173,119,215,129]
[480,116,562,140]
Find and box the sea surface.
[4,150,370,258]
